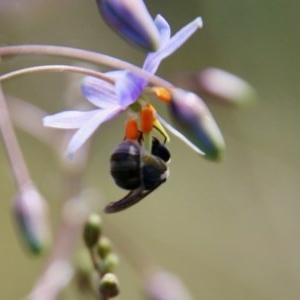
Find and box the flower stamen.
[125,117,139,140]
[141,105,155,134]
[152,87,172,103]
[140,105,155,153]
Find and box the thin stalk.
[0,84,31,188]
[7,95,59,151]
[0,45,173,89]
[143,131,152,154]
[0,65,115,84]
[88,247,102,277]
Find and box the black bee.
[105,138,170,213]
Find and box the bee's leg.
[104,180,165,213]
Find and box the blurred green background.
[1,0,300,299]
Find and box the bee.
[104,138,170,213]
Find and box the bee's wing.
[104,180,166,213]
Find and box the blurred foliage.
[0,0,300,299]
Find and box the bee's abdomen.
[110,141,141,190]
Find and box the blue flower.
[97,0,161,51]
[43,15,203,157]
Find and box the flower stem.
[0,45,173,89]
[88,247,102,277]
[0,84,31,189]
[143,132,152,154]
[0,65,115,84]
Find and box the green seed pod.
[99,253,119,275]
[74,250,94,293]
[97,236,113,259]
[99,273,120,298]
[83,214,102,248]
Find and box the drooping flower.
[43,15,204,157]
[167,88,225,160]
[97,0,160,51]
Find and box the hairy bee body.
[110,140,141,190]
[106,138,170,213]
[110,140,168,190]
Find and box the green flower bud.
[97,236,112,259]
[83,214,102,248]
[99,253,119,274]
[99,273,120,298]
[74,250,94,293]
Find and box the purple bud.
[144,270,194,300]
[198,68,258,106]
[169,88,225,161]
[177,68,257,107]
[97,0,160,51]
[13,184,51,254]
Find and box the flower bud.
[74,250,94,293]
[13,184,51,254]
[97,236,112,259]
[97,0,160,51]
[99,273,120,298]
[83,214,102,248]
[99,253,119,274]
[144,270,194,300]
[169,88,225,161]
[180,68,257,107]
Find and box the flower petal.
[82,76,119,109]
[154,15,171,48]
[156,114,205,156]
[43,110,102,129]
[143,17,203,74]
[67,107,122,157]
[97,0,160,51]
[115,71,145,109]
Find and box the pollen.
[152,87,172,103]
[125,118,139,140]
[141,105,155,134]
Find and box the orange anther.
[148,104,157,113]
[125,118,139,140]
[141,105,155,134]
[153,87,172,103]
